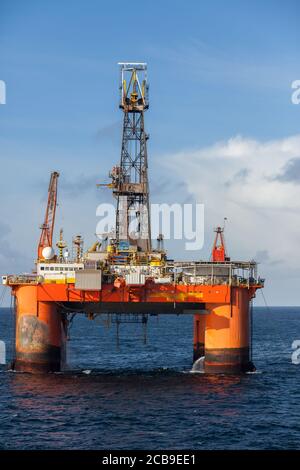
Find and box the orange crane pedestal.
[193,287,254,374]
[14,286,66,373]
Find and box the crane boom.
[38,171,59,259]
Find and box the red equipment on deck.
[211,225,229,262]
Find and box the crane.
[211,220,230,262]
[38,171,59,260]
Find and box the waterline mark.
[96,202,205,251]
[0,80,6,104]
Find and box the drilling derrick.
[110,63,151,252]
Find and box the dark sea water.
[0,306,300,450]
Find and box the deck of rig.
[2,63,264,374]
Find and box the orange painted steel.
[33,282,232,304]
[14,285,66,373]
[204,287,254,373]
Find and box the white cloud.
[162,134,300,304]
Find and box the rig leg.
[14,286,66,373]
[193,314,206,362]
[204,287,254,374]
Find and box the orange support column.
[193,314,206,362]
[13,285,66,373]
[204,287,255,374]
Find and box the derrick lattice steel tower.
[110,63,151,251]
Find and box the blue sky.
[1,0,300,305]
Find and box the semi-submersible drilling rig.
[2,63,264,374]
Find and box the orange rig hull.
[11,282,260,374]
